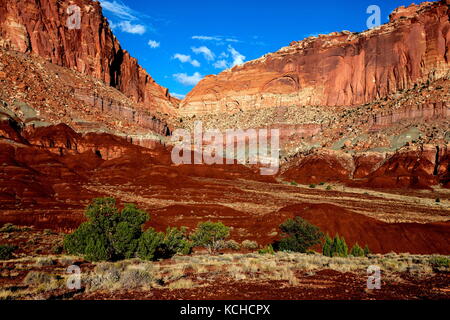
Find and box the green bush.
[0,244,16,260]
[137,227,192,261]
[290,181,298,186]
[322,234,332,257]
[161,227,193,257]
[64,198,149,261]
[326,185,332,191]
[275,217,323,253]
[364,244,371,256]
[191,221,230,253]
[330,234,348,257]
[259,244,275,255]
[350,243,365,257]
[323,234,370,258]
[430,256,450,269]
[309,184,316,189]
[137,228,164,261]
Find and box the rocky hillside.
[180,0,450,115]
[0,0,178,114]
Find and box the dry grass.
[1,251,448,299]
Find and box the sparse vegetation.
[274,217,323,253]
[0,244,16,260]
[350,243,365,257]
[191,221,230,253]
[225,240,241,251]
[241,240,258,250]
[64,198,191,262]
[309,184,316,188]
[323,234,370,258]
[430,256,449,269]
[259,244,275,255]
[0,223,20,233]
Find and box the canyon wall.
[180,0,450,115]
[0,0,177,114]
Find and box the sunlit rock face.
[0,0,178,114]
[180,1,450,116]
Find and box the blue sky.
[98,0,418,99]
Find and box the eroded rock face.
[281,144,449,189]
[180,1,450,115]
[0,0,177,114]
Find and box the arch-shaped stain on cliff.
[262,74,300,94]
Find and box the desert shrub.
[161,227,193,257]
[34,257,55,267]
[0,223,20,233]
[322,234,332,257]
[64,198,149,261]
[326,185,332,191]
[330,234,348,257]
[191,221,230,253]
[138,227,192,261]
[225,240,241,251]
[275,217,323,253]
[319,182,325,186]
[364,244,371,256]
[350,243,365,257]
[0,244,16,260]
[430,256,450,269]
[290,181,298,186]
[241,240,258,250]
[259,244,275,255]
[137,228,164,261]
[23,271,55,286]
[309,184,316,189]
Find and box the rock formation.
[180,0,450,115]
[0,0,177,114]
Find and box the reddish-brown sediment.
[0,115,448,254]
[276,203,450,254]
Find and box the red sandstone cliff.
[0,0,177,114]
[180,0,450,115]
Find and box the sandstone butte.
[180,0,450,115]
[0,0,178,115]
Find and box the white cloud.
[191,46,215,61]
[148,40,160,48]
[213,59,228,69]
[100,0,138,20]
[100,1,150,35]
[213,46,246,69]
[192,35,241,44]
[228,45,245,67]
[192,35,222,41]
[171,93,186,99]
[109,20,146,34]
[173,72,203,86]
[173,54,200,67]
